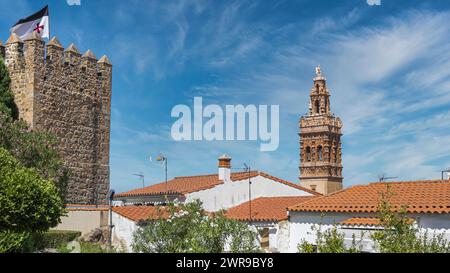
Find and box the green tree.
[0,57,17,119]
[0,57,68,201]
[0,114,68,200]
[132,200,260,253]
[298,224,362,253]
[370,187,450,253]
[0,148,65,253]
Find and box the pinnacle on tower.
[65,43,80,54]
[98,55,112,66]
[83,49,97,60]
[48,37,63,48]
[24,31,43,41]
[6,33,23,44]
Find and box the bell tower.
[299,66,343,195]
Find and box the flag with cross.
[10,5,50,40]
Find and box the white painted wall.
[53,210,108,235]
[287,211,450,253]
[186,175,314,212]
[111,212,138,252]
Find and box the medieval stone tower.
[299,66,343,195]
[0,33,112,205]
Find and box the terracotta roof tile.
[226,196,317,222]
[339,217,415,227]
[289,180,450,214]
[112,206,169,222]
[115,171,321,198]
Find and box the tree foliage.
[132,200,260,253]
[0,114,68,200]
[0,148,65,253]
[298,224,362,253]
[0,57,17,119]
[370,188,450,253]
[0,58,68,200]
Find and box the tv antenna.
[132,172,145,188]
[377,174,398,182]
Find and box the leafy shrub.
[132,200,260,253]
[37,230,82,249]
[0,148,64,253]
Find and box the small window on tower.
[318,146,323,161]
[334,147,338,163]
[306,147,312,162]
[315,100,320,114]
[310,185,317,192]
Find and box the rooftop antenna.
[377,174,398,182]
[132,173,145,188]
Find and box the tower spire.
[299,66,343,195]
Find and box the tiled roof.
[112,206,168,222]
[66,204,109,211]
[226,196,316,222]
[289,180,450,214]
[115,171,321,198]
[339,217,415,227]
[339,217,382,227]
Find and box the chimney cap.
[219,154,231,160]
[218,154,232,169]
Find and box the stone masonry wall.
[1,33,112,204]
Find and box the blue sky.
[1,0,450,193]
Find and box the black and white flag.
[10,5,50,40]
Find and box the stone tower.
[299,66,343,195]
[0,33,112,204]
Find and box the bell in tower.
[299,66,343,195]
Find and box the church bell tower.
[299,66,343,195]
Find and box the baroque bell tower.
[299,66,343,195]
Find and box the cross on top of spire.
[314,65,326,81]
[315,65,321,76]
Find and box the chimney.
[218,154,231,182]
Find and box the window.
[334,147,338,163]
[315,100,320,114]
[306,147,311,162]
[310,185,317,192]
[318,146,323,161]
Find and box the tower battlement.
[1,33,112,205]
